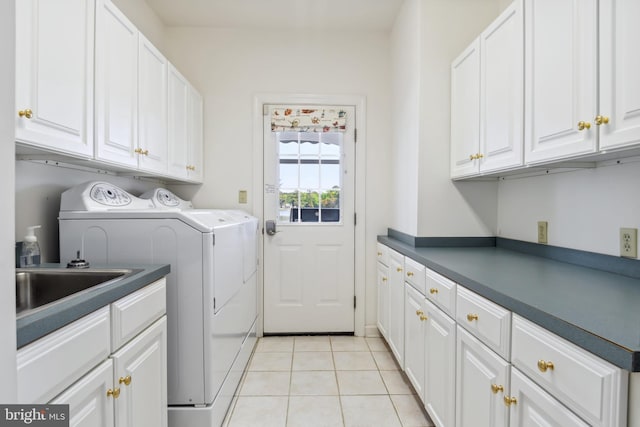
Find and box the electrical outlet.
[238,190,248,204]
[537,221,548,244]
[620,228,637,258]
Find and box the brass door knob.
[577,121,591,131]
[491,384,504,394]
[537,360,554,372]
[466,313,479,322]
[504,396,517,406]
[595,115,610,125]
[119,375,132,386]
[429,288,438,294]
[18,109,33,119]
[107,388,121,398]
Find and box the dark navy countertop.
[16,263,170,348]
[379,234,640,372]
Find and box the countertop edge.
[16,263,170,348]
[378,236,640,372]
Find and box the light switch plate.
[238,190,248,204]
[620,228,637,258]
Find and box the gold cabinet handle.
[382,277,388,282]
[537,360,554,372]
[429,288,438,294]
[119,375,132,386]
[396,267,403,273]
[107,388,121,398]
[577,121,591,131]
[466,313,478,322]
[595,115,610,125]
[491,384,504,394]
[504,396,517,406]
[406,271,414,277]
[419,314,428,321]
[18,109,33,119]
[416,310,424,316]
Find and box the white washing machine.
[59,182,258,427]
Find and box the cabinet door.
[95,0,138,167]
[50,360,114,427]
[167,64,190,179]
[138,34,168,174]
[112,317,167,427]
[15,0,94,156]
[387,251,405,368]
[424,300,456,427]
[456,326,509,427]
[599,0,640,150]
[376,262,390,339]
[479,0,523,173]
[508,368,589,427]
[187,86,204,182]
[404,284,425,400]
[451,38,481,178]
[524,0,598,163]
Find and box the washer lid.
[60,181,153,211]
[139,188,193,209]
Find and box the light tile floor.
[223,335,434,427]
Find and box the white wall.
[112,0,166,51]
[1,0,17,402]
[163,27,392,333]
[497,160,640,256]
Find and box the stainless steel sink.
[16,268,135,317]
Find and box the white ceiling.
[144,0,404,31]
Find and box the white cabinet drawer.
[17,307,111,403]
[511,315,628,427]
[456,286,511,360]
[376,243,390,266]
[404,257,426,295]
[425,268,456,318]
[111,278,166,351]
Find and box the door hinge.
[212,234,216,246]
[354,295,357,309]
[354,213,357,226]
[213,298,216,310]
[354,128,357,143]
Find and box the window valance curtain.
[271,107,347,132]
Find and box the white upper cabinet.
[187,86,204,182]
[598,0,640,151]
[451,0,523,179]
[524,0,598,163]
[479,0,523,173]
[15,0,95,157]
[95,0,138,167]
[451,38,481,178]
[137,34,168,174]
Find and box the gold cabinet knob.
[377,252,383,256]
[18,109,33,119]
[416,310,424,316]
[382,277,388,282]
[429,288,438,294]
[476,153,484,159]
[396,267,403,273]
[119,375,132,386]
[469,154,476,161]
[107,388,121,398]
[491,384,504,394]
[537,359,554,372]
[143,150,149,155]
[186,165,196,171]
[419,314,428,321]
[466,313,479,322]
[577,121,591,131]
[406,271,414,277]
[595,115,610,125]
[504,396,517,406]
[134,148,143,154]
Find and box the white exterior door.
[263,105,355,333]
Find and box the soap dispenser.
[20,225,41,267]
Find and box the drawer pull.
[119,375,132,386]
[107,388,121,399]
[466,313,479,322]
[416,310,424,316]
[429,288,438,294]
[396,267,403,273]
[406,271,414,277]
[504,396,517,406]
[537,360,555,372]
[491,384,504,394]
[419,314,428,321]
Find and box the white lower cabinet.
[456,326,510,427]
[404,284,426,398]
[424,299,456,427]
[388,250,405,367]
[376,261,390,339]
